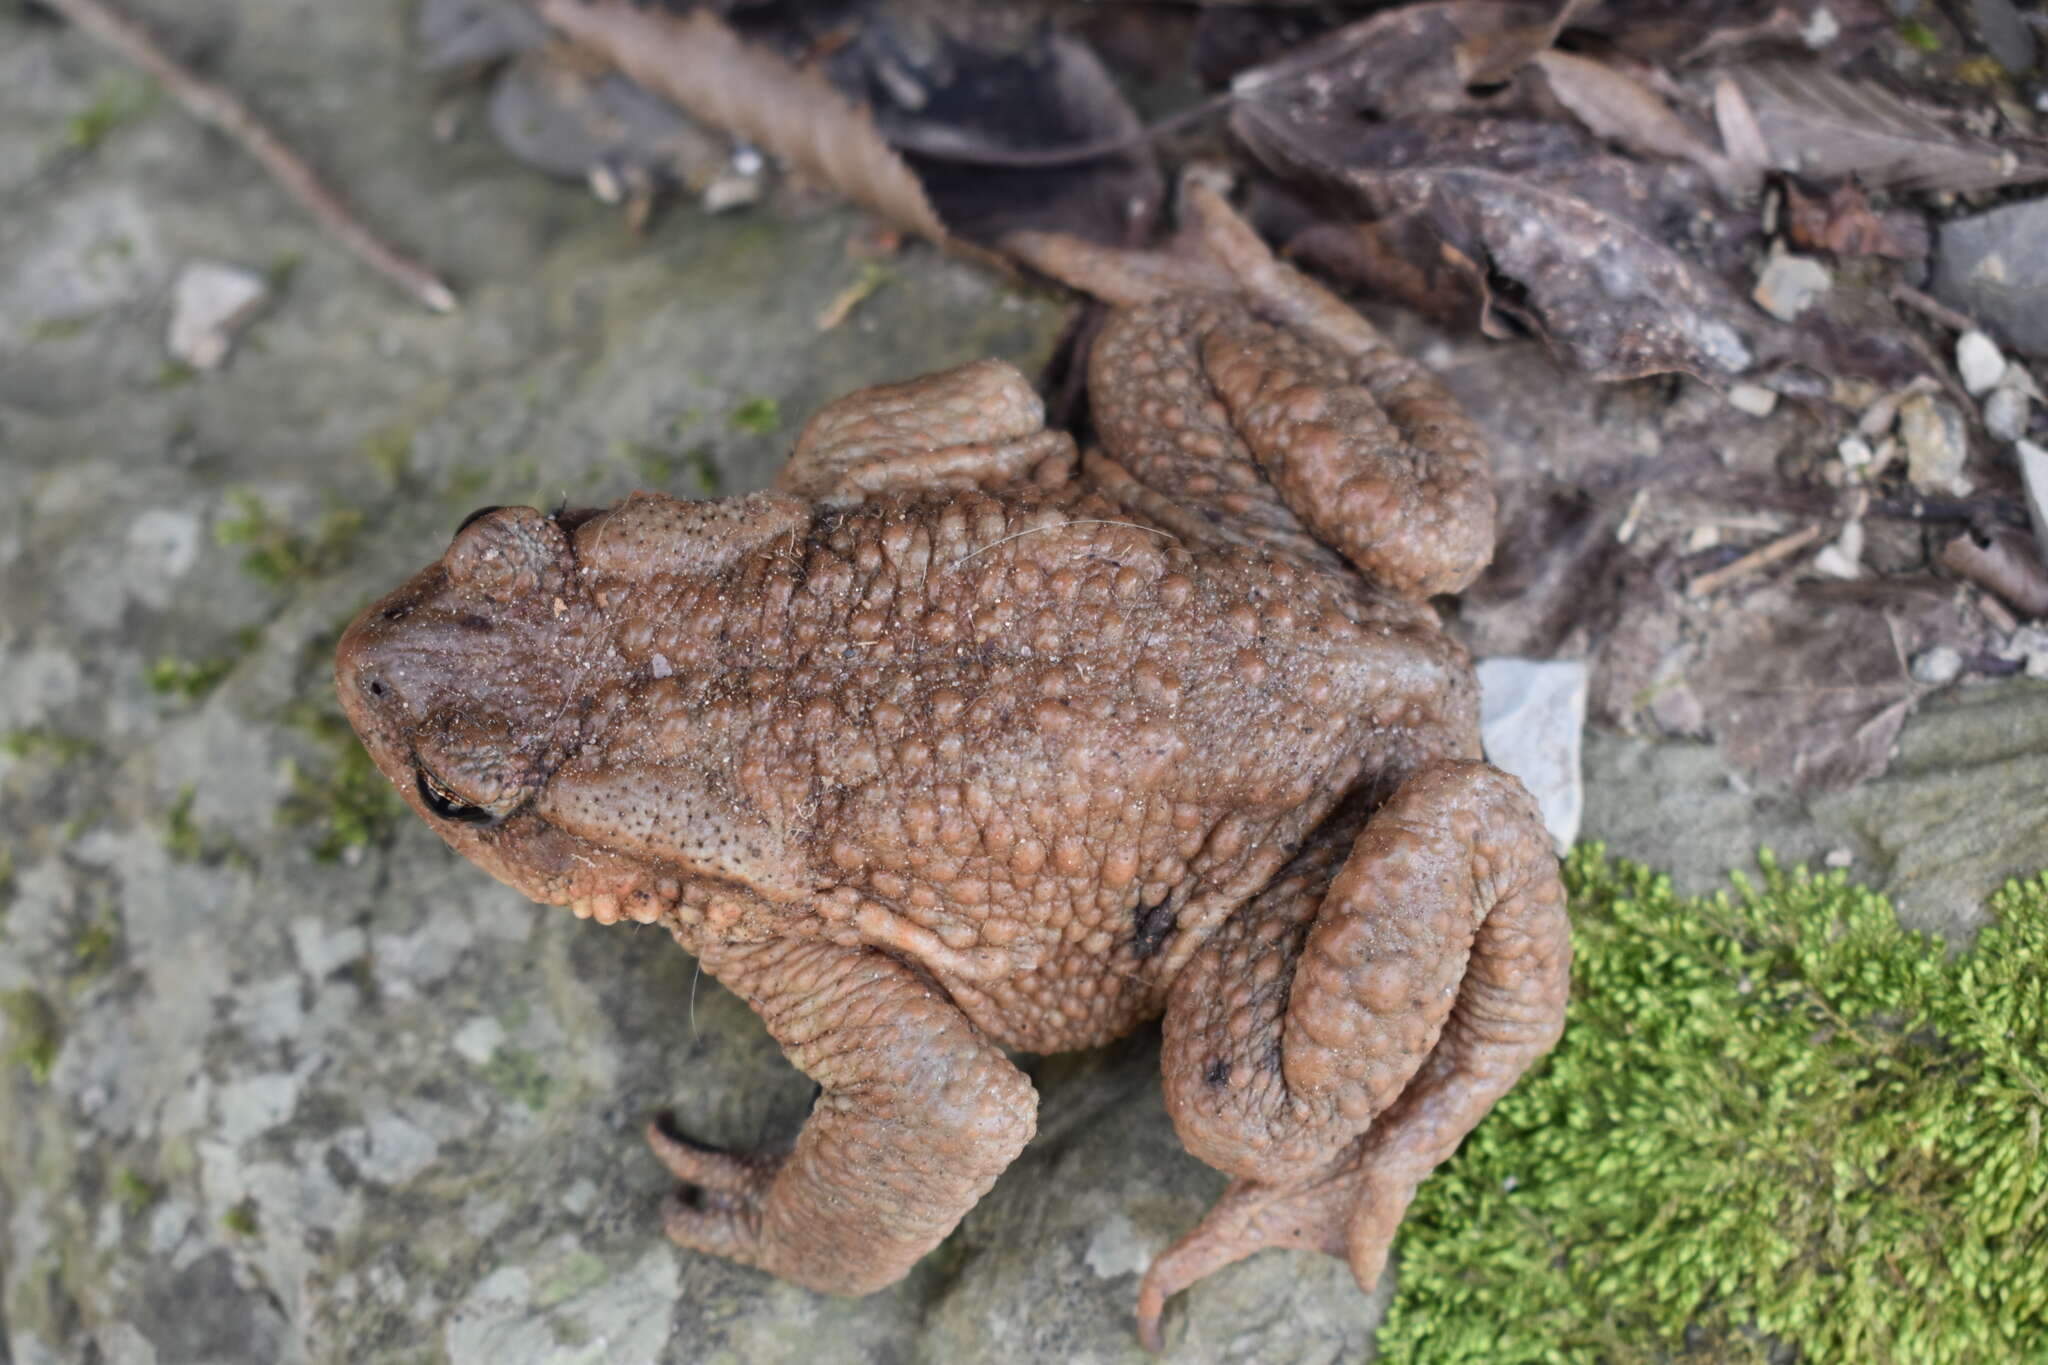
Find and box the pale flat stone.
[1478,657,1589,853]
[165,261,268,371]
[1752,252,1830,321]
[1956,330,2006,395]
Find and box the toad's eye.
[416,764,496,825]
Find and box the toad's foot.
[646,938,1038,1295]
[1142,760,1569,1347]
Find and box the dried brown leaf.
[1231,2,1553,119]
[1234,106,1757,379]
[1459,0,1600,86]
[1729,59,2048,193]
[1784,182,1928,260]
[536,0,956,250]
[1532,49,1751,197]
[1283,216,1493,326]
[1711,74,1772,180]
[1693,579,1974,790]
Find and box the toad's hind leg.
[1140,760,1568,1348]
[651,937,1037,1295]
[774,358,1075,503]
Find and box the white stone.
[1812,520,1863,579]
[1899,394,1971,495]
[1752,252,1830,321]
[1836,435,1874,468]
[1727,383,1778,417]
[452,1015,507,1066]
[1956,330,2006,395]
[1477,658,1588,854]
[1984,385,2030,442]
[1909,645,1963,686]
[2016,439,2048,553]
[166,261,269,370]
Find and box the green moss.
[1,989,60,1084]
[115,1168,158,1216]
[145,651,238,702]
[278,703,405,862]
[162,786,203,862]
[72,917,118,973]
[221,1200,259,1237]
[482,1046,553,1111]
[63,76,151,153]
[215,491,363,586]
[1379,849,2048,1365]
[3,729,97,764]
[621,441,721,496]
[730,396,781,436]
[1897,18,1942,52]
[360,425,413,485]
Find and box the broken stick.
[42,0,458,313]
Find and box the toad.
[335,184,1569,1346]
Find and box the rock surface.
[3,5,2045,1364]
[1934,197,2048,359]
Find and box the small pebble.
[1956,330,2006,395]
[1824,847,1854,869]
[1752,252,1831,322]
[2008,625,2048,679]
[1836,435,1874,468]
[1909,645,1963,686]
[1983,386,2031,443]
[1727,383,1779,417]
[2016,438,2048,552]
[1811,520,1863,579]
[166,261,269,371]
[1899,394,1971,495]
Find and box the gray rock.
[1477,657,1589,852]
[1934,198,2048,359]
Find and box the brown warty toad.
[335,184,1569,1347]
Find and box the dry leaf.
[857,24,1161,248]
[536,0,957,250]
[1231,2,1554,119]
[1234,106,1757,379]
[1711,74,1772,181]
[1693,579,1975,790]
[1532,49,1752,197]
[1784,182,1928,260]
[1283,216,1495,326]
[1728,59,2048,193]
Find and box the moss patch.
[1,989,61,1084]
[1380,850,2047,1364]
[215,491,363,587]
[278,703,405,862]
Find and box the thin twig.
[42,0,458,313]
[1686,523,1824,598]
[1891,282,1977,336]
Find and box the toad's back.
[563,487,1476,1049]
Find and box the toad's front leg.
[1143,760,1569,1347]
[651,936,1037,1294]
